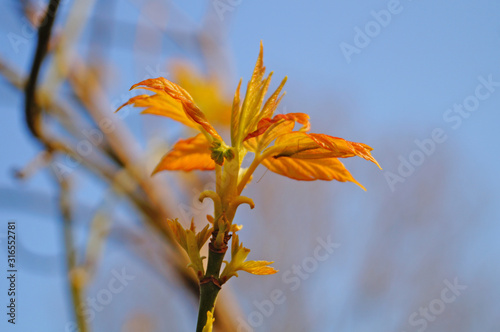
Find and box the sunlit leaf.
[166,219,212,279]
[220,234,277,284]
[116,94,197,128]
[260,76,287,119]
[236,42,266,142]
[244,113,310,152]
[202,310,215,332]
[257,131,380,188]
[262,152,365,189]
[308,133,379,166]
[170,61,232,126]
[229,42,292,149]
[195,223,212,250]
[270,132,381,168]
[230,78,242,145]
[239,260,279,275]
[153,134,215,174]
[244,72,273,131]
[129,77,222,140]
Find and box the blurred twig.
[0,58,24,89]
[23,1,91,331]
[58,174,90,332]
[4,0,241,330]
[24,0,60,140]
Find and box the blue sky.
[1,0,500,331]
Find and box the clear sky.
[1,1,499,331]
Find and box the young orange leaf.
[271,132,381,168]
[262,152,365,189]
[254,132,380,188]
[131,77,193,101]
[244,113,311,152]
[129,77,222,140]
[116,94,197,128]
[153,134,215,174]
[170,61,231,126]
[307,133,381,167]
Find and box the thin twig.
[24,2,90,331]
[57,171,90,332]
[25,0,61,139]
[0,58,24,89]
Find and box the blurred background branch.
[1,1,499,331]
[2,0,241,330]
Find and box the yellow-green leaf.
[230,78,242,146]
[220,234,277,284]
[202,310,215,332]
[166,219,213,279]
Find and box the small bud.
[210,149,225,166]
[224,148,235,161]
[209,140,234,165]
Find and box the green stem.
[195,241,227,331]
[196,278,221,332]
[205,248,226,277]
[196,149,241,330]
